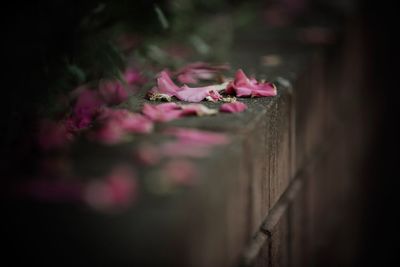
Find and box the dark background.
[1,0,399,265]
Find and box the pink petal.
[207,90,223,102]
[107,167,138,205]
[164,127,230,146]
[142,103,183,122]
[226,69,277,97]
[123,68,146,85]
[220,102,248,113]
[114,110,153,134]
[72,89,104,129]
[99,80,128,105]
[180,104,218,116]
[90,119,125,144]
[152,70,182,96]
[177,73,198,84]
[85,166,138,210]
[164,159,198,186]
[175,62,229,84]
[37,120,72,150]
[175,85,223,102]
[134,144,161,166]
[91,108,153,144]
[175,85,211,102]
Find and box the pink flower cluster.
[149,66,276,111]
[38,69,146,150]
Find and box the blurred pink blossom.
[150,70,225,102]
[180,104,218,116]
[164,159,198,186]
[164,127,230,146]
[123,68,147,85]
[175,62,229,84]
[85,166,138,210]
[142,103,183,122]
[91,108,153,144]
[37,120,73,150]
[226,69,277,97]
[220,102,248,113]
[150,70,181,97]
[99,80,128,105]
[71,88,104,129]
[175,85,223,102]
[134,144,161,166]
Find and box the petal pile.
[220,102,248,113]
[226,69,277,97]
[150,70,226,102]
[142,102,217,122]
[91,108,153,144]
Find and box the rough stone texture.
[268,89,292,209]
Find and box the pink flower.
[91,108,153,144]
[37,120,73,150]
[175,85,223,102]
[90,119,125,145]
[220,102,248,113]
[99,80,128,105]
[226,69,277,97]
[142,103,183,122]
[206,90,223,102]
[175,62,229,84]
[150,70,226,102]
[163,159,198,186]
[164,127,230,146]
[142,103,217,122]
[123,68,147,85]
[71,88,104,129]
[85,166,138,210]
[150,70,181,97]
[106,109,153,134]
[180,104,218,116]
[134,144,161,166]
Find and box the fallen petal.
[91,108,153,144]
[153,70,182,96]
[175,85,224,102]
[180,104,218,116]
[142,103,183,122]
[220,102,248,113]
[226,69,277,97]
[99,80,128,105]
[37,120,73,150]
[164,127,230,146]
[123,68,146,85]
[134,144,161,166]
[85,166,138,210]
[163,159,198,186]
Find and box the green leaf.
[67,64,86,83]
